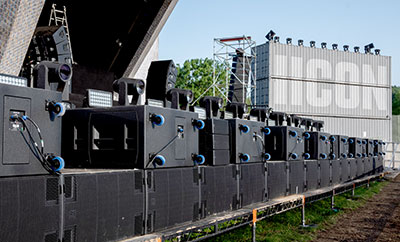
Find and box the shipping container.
[254,41,392,141]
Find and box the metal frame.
[385,142,400,169]
[127,172,386,242]
[192,36,257,105]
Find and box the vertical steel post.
[331,190,335,209]
[301,196,306,227]
[352,183,355,196]
[252,209,257,242]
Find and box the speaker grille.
[46,177,59,202]
[44,232,58,242]
[64,227,76,242]
[64,176,76,200]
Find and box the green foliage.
[393,86,400,115]
[175,58,227,105]
[207,180,387,242]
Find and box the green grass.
[207,179,388,242]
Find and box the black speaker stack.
[0,58,387,242]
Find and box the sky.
[159,0,399,85]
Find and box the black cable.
[16,116,59,175]
[25,116,44,154]
[145,134,180,168]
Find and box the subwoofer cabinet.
[62,105,201,169]
[62,169,145,241]
[267,161,287,199]
[0,175,61,242]
[145,167,200,232]
[238,162,267,207]
[200,164,238,216]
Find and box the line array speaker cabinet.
[267,161,287,199]
[62,105,200,169]
[199,118,230,166]
[264,126,305,161]
[0,175,60,242]
[349,137,363,158]
[304,131,331,160]
[146,60,177,102]
[21,26,73,82]
[63,170,145,242]
[288,160,305,195]
[146,167,200,233]
[200,165,238,216]
[0,83,62,177]
[239,163,267,207]
[319,159,331,188]
[305,160,319,191]
[228,119,265,163]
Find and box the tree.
[393,86,400,115]
[175,58,228,105]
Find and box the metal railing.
[384,142,400,169]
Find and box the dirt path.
[314,174,400,242]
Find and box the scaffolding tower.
[212,36,257,105]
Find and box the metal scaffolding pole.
[207,36,257,105]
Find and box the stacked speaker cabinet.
[62,105,201,169]
[330,135,349,160]
[356,158,365,177]
[239,163,267,207]
[200,165,238,216]
[195,97,230,166]
[288,160,305,195]
[199,118,230,166]
[319,159,331,188]
[264,126,305,161]
[366,139,375,158]
[364,156,373,175]
[0,82,62,177]
[374,140,384,173]
[341,159,350,182]
[331,160,341,185]
[228,118,265,163]
[146,167,200,233]
[0,175,61,242]
[305,160,319,191]
[361,139,368,158]
[349,137,363,159]
[62,170,145,241]
[349,158,358,179]
[304,131,331,160]
[267,161,287,200]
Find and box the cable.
[254,133,265,146]
[15,115,60,175]
[146,134,180,168]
